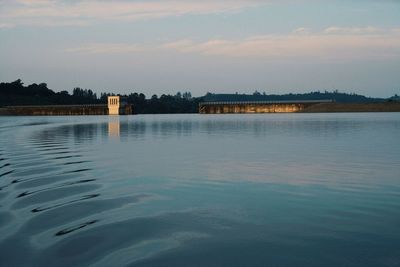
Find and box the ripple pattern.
[0,114,400,267]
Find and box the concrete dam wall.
[199,100,400,114]
[0,104,108,116]
[199,100,333,114]
[0,96,133,116]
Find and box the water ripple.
[0,163,11,169]
[16,179,97,198]
[63,168,92,174]
[32,194,101,213]
[55,220,99,236]
[53,155,82,160]
[63,161,90,166]
[0,170,14,178]
[15,173,79,189]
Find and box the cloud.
[323,26,384,35]
[292,27,311,34]
[65,43,145,54]
[15,0,56,5]
[0,23,15,29]
[0,0,265,27]
[66,27,400,62]
[162,27,400,60]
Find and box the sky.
[0,0,399,97]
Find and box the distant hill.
[203,92,384,103]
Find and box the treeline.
[204,91,385,103]
[100,92,201,114]
[0,79,201,113]
[1,79,398,114]
[0,79,98,106]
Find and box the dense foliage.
[1,79,396,113]
[203,91,384,103]
[0,79,98,106]
[0,79,200,114]
[100,92,201,114]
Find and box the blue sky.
[0,0,399,97]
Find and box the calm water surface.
[0,113,400,267]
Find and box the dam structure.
[199,100,333,114]
[0,104,108,116]
[0,96,132,116]
[107,96,132,115]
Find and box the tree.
[11,79,23,88]
[182,92,192,99]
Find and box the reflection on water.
[108,117,120,138]
[0,114,400,267]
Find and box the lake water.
[0,113,400,267]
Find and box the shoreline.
[1,102,400,116]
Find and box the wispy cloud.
[0,23,15,29]
[323,26,385,35]
[66,27,400,62]
[0,0,265,27]
[65,43,145,54]
[292,27,311,34]
[162,28,400,60]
